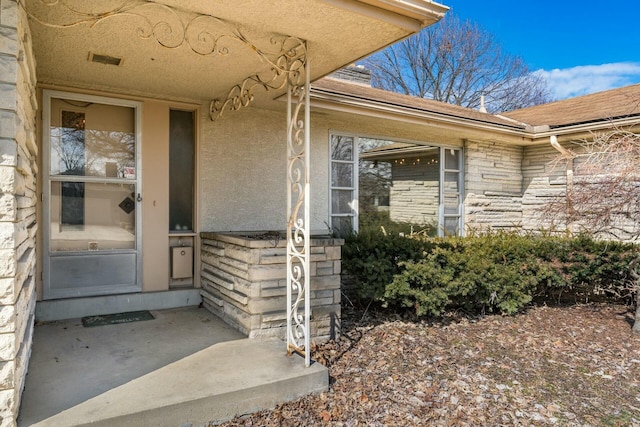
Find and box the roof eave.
[310,87,534,142]
[527,115,640,143]
[354,0,449,26]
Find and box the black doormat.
[81,310,155,327]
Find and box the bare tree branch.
[364,14,553,113]
[543,128,640,331]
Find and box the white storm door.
[42,91,143,299]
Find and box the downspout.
[550,135,574,232]
[550,135,573,185]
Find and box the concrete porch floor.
[17,307,328,427]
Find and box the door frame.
[42,90,143,299]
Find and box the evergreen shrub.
[341,230,638,316]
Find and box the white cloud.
[536,62,640,100]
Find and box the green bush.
[342,230,638,317]
[341,227,435,301]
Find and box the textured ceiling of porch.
[26,0,446,108]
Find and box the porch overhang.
[24,0,448,107]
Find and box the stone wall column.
[464,140,524,231]
[0,1,38,425]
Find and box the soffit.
[26,0,446,105]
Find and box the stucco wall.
[198,106,470,235]
[464,140,524,231]
[0,1,38,425]
[199,108,332,234]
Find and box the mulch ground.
[219,304,640,426]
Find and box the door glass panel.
[50,99,136,178]
[50,182,136,252]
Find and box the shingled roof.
[313,75,640,133]
[502,83,640,128]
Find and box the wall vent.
[88,52,123,66]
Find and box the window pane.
[50,99,136,178]
[50,182,136,252]
[443,171,460,215]
[445,171,459,184]
[358,160,391,212]
[444,194,460,214]
[331,135,353,161]
[331,190,354,214]
[444,217,460,236]
[331,163,353,187]
[444,149,460,170]
[331,216,353,235]
[169,110,195,232]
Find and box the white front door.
[42,91,143,299]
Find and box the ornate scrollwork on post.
[209,36,306,121]
[285,42,311,367]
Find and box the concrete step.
[26,338,327,427]
[18,308,328,427]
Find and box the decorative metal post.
[286,45,311,367]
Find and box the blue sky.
[448,0,640,100]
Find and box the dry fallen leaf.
[218,304,640,427]
[319,410,331,422]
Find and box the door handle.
[137,193,142,202]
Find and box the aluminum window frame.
[328,131,465,236]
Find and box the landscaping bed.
[220,304,640,426]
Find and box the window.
[169,109,195,232]
[329,133,463,236]
[441,148,463,236]
[330,135,356,234]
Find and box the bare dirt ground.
[220,304,640,426]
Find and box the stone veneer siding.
[464,140,524,231]
[0,1,38,426]
[463,141,575,233]
[200,232,342,342]
[521,144,568,232]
